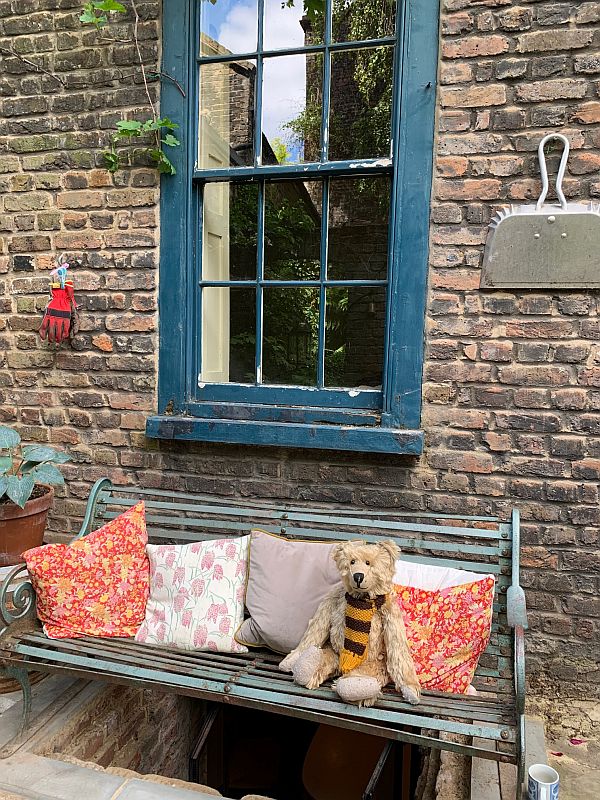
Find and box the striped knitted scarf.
[339,593,386,674]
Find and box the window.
[149,0,439,454]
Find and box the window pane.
[328,176,390,280]
[200,0,258,56]
[199,60,256,169]
[201,287,256,384]
[333,0,396,43]
[328,46,393,161]
[325,286,386,388]
[264,0,324,50]
[262,53,323,165]
[202,182,258,281]
[264,180,321,280]
[263,287,319,385]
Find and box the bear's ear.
[332,542,348,571]
[378,539,400,566]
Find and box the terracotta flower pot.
[0,485,54,567]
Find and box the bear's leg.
[334,661,388,707]
[293,645,339,690]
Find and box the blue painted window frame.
[147,0,439,454]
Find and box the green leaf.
[103,152,120,172]
[162,133,181,148]
[0,456,12,475]
[0,477,7,500]
[93,0,126,11]
[21,445,69,464]
[79,8,101,25]
[0,425,20,450]
[116,120,143,137]
[32,463,65,487]
[5,475,35,509]
[156,117,179,131]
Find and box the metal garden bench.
[0,478,527,796]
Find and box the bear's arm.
[279,587,345,672]
[382,596,421,700]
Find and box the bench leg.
[516,713,525,800]
[1,665,32,732]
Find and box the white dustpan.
[481,133,600,288]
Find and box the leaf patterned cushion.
[23,501,150,639]
[135,536,250,653]
[395,576,495,694]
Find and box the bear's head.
[332,539,400,599]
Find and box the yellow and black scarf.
[339,593,386,674]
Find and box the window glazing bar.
[193,159,393,181]
[317,177,329,387]
[321,0,333,163]
[254,0,265,167]
[198,279,389,288]
[196,37,395,65]
[255,181,265,384]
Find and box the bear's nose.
[353,572,365,586]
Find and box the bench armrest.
[76,477,113,538]
[507,584,528,629]
[0,565,36,636]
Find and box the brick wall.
[0,0,599,699]
[40,683,202,779]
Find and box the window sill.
[145,416,424,455]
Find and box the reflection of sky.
[201,0,306,162]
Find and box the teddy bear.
[279,539,421,707]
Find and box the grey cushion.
[235,529,342,654]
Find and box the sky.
[201,0,309,161]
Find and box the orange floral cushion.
[395,576,495,694]
[23,502,150,639]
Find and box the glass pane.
[328,176,390,280]
[264,0,324,50]
[262,53,323,165]
[325,285,386,387]
[263,287,319,385]
[329,46,393,161]
[333,0,396,43]
[200,0,258,56]
[201,287,256,384]
[264,181,321,280]
[202,182,258,281]
[199,60,256,169]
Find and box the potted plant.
[0,425,70,566]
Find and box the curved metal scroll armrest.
[514,624,526,798]
[0,565,37,634]
[76,477,113,538]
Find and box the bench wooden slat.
[103,487,502,523]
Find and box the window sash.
[156,0,438,437]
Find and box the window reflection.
[325,286,386,388]
[200,0,258,56]
[264,181,322,280]
[263,287,320,386]
[199,60,256,169]
[333,0,396,43]
[262,54,323,165]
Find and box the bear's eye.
[350,559,355,565]
[365,561,370,566]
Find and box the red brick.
[443,35,510,59]
[441,84,507,108]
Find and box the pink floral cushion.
[23,502,150,639]
[135,536,250,653]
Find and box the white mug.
[528,763,559,800]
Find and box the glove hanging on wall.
[39,263,80,345]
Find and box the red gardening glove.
[39,284,74,344]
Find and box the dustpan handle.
[536,133,569,211]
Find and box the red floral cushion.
[395,576,495,694]
[23,502,149,639]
